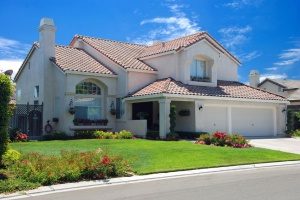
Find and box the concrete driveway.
[250,137,300,154]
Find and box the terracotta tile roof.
[51,45,115,75]
[75,35,156,71]
[138,32,207,58]
[138,32,240,63]
[129,78,286,101]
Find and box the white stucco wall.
[172,101,196,132]
[127,71,157,93]
[62,73,117,134]
[143,40,239,87]
[116,120,147,137]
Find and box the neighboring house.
[257,77,300,108]
[14,18,288,139]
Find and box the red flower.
[101,155,111,165]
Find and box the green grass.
[10,139,300,174]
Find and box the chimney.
[39,18,56,58]
[249,70,260,87]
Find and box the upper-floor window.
[76,82,101,95]
[34,86,39,98]
[190,60,209,82]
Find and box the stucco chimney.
[39,18,56,58]
[249,70,260,87]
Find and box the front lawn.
[10,139,300,174]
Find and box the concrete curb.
[2,160,300,199]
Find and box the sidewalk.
[2,160,300,200]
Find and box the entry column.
[159,99,171,139]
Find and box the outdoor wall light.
[282,108,286,113]
[198,105,203,110]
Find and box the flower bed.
[195,131,251,148]
[0,149,132,193]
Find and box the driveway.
[250,137,300,154]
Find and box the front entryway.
[132,102,159,131]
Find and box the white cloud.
[239,51,261,62]
[218,25,252,50]
[259,73,287,82]
[274,48,300,66]
[223,0,263,9]
[0,59,23,78]
[132,2,200,45]
[0,37,30,59]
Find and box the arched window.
[76,82,101,95]
[74,81,103,122]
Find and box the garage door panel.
[232,107,273,136]
[201,106,227,133]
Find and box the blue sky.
[0,0,299,82]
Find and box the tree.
[0,73,12,163]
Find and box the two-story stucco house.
[14,18,288,139]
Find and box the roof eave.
[124,93,289,104]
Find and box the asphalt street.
[21,165,300,200]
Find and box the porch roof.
[128,78,287,102]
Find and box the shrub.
[15,132,29,142]
[74,130,96,139]
[166,132,179,141]
[115,130,133,139]
[0,179,40,194]
[211,131,228,146]
[226,133,251,148]
[9,128,19,142]
[290,129,300,137]
[2,149,21,166]
[177,132,207,140]
[0,73,13,163]
[146,131,160,140]
[7,150,132,186]
[195,132,251,148]
[43,131,70,140]
[196,133,211,145]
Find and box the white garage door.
[232,107,274,137]
[201,106,227,133]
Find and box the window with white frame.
[190,60,210,82]
[74,81,102,120]
[34,86,39,98]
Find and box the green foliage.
[2,149,21,166]
[4,150,132,189]
[43,131,70,140]
[196,132,251,148]
[146,131,160,140]
[169,104,176,134]
[177,132,208,140]
[74,130,96,139]
[197,134,211,145]
[287,110,300,133]
[0,74,13,163]
[290,129,300,137]
[0,179,40,194]
[166,132,179,141]
[115,130,133,139]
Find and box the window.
[116,98,121,119]
[190,60,209,82]
[74,97,102,120]
[76,82,101,95]
[74,81,102,121]
[17,90,21,101]
[34,86,39,98]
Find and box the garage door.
[201,106,227,133]
[232,107,274,137]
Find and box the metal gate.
[10,103,43,137]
